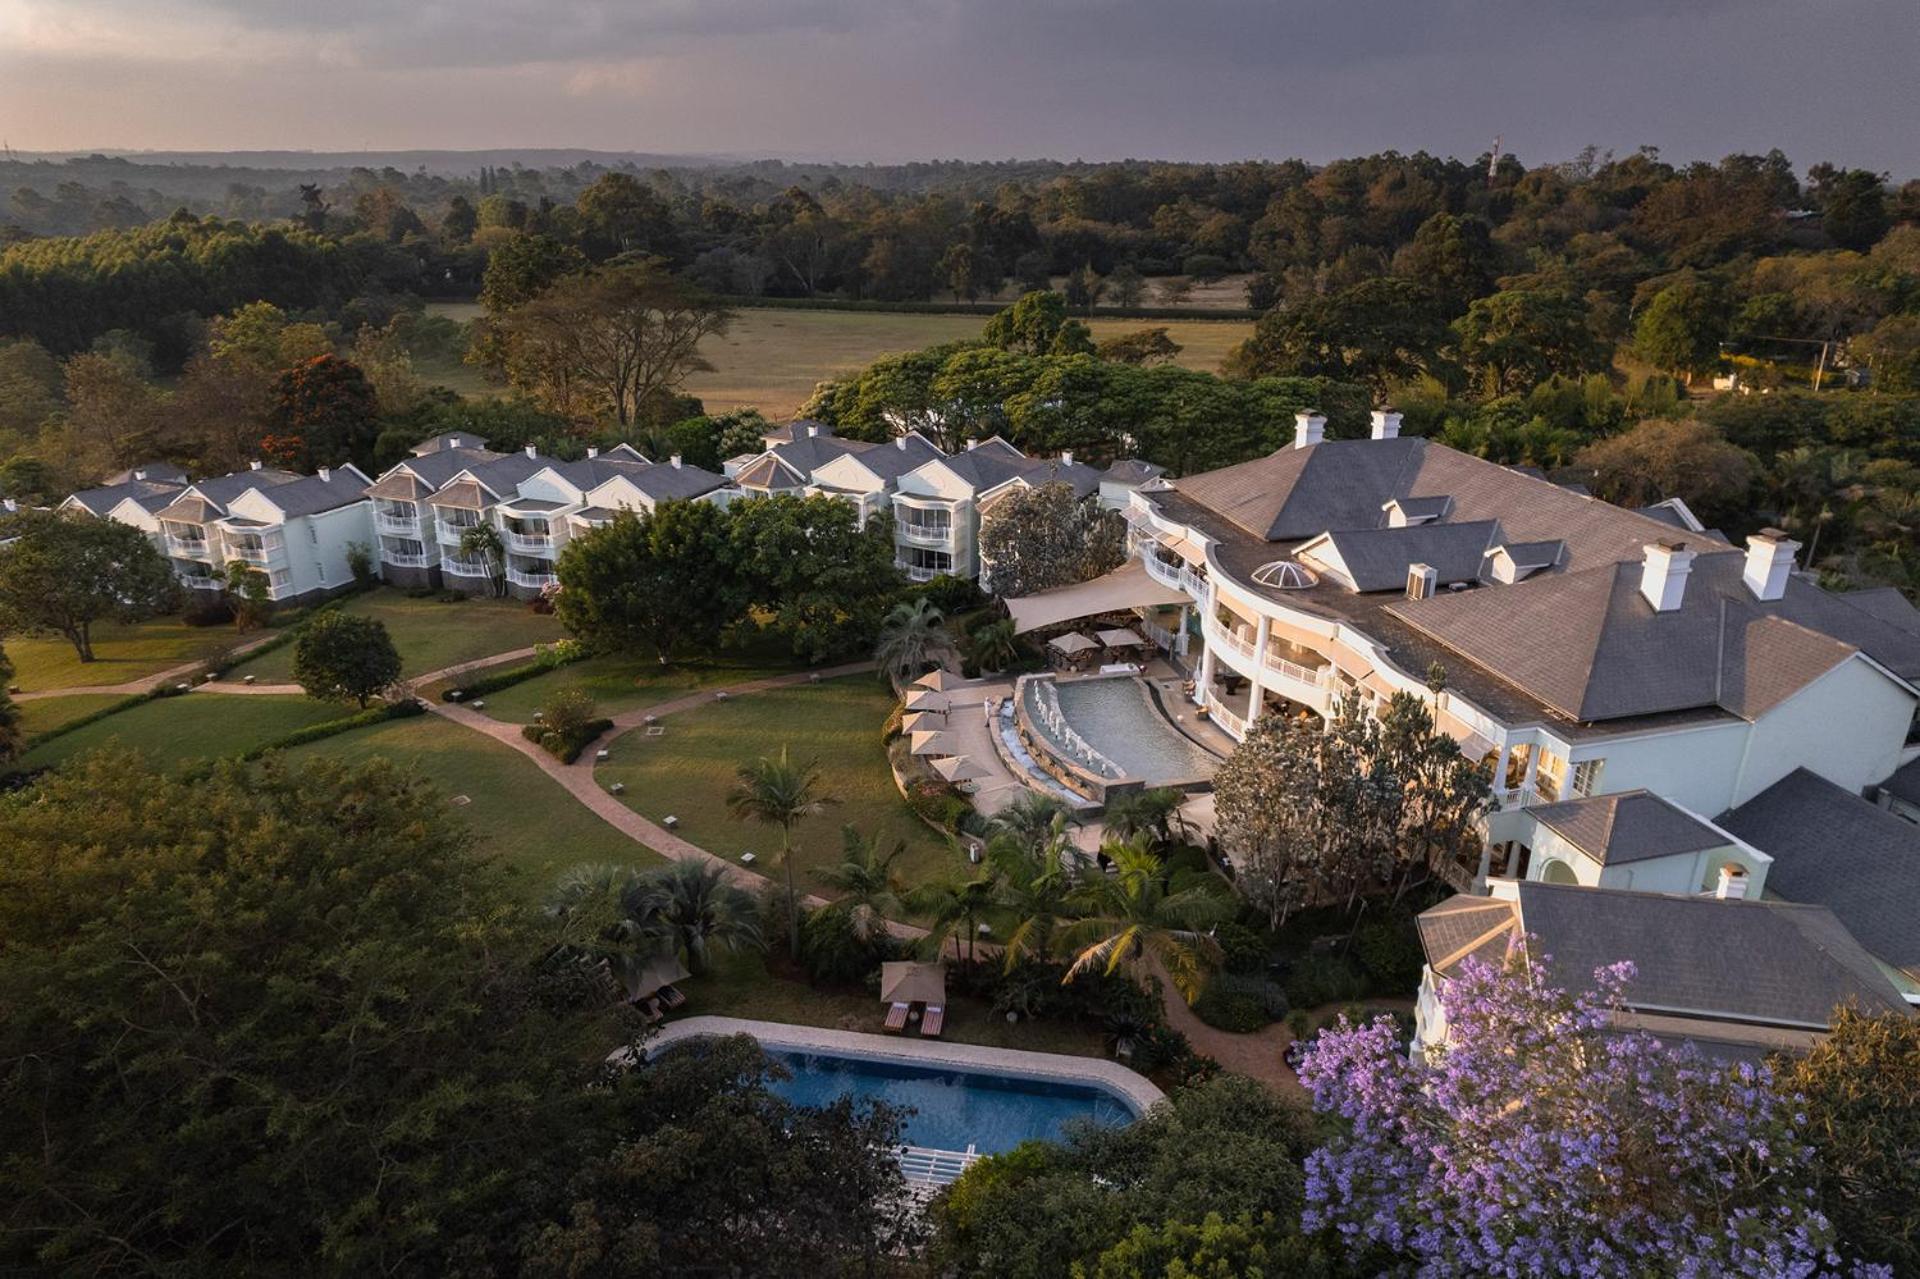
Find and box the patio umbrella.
[1047,632,1099,655]
[904,688,950,713]
[910,730,963,756]
[901,710,947,734]
[931,754,991,783]
[914,668,963,692]
[879,960,947,1006]
[1096,626,1147,648]
[628,952,692,1001]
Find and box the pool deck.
[643,1014,1167,1114]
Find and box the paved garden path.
[12,631,282,701]
[191,644,546,698]
[1147,956,1299,1092]
[424,658,930,943]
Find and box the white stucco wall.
[1734,658,1917,807]
[1565,719,1751,816]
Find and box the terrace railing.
[897,1144,980,1187]
[1205,695,1249,740]
[506,567,557,590]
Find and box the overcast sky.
[2,0,1916,173]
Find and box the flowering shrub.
[1297,954,1889,1278]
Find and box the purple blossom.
[1296,951,1890,1278]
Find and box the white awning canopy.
[1097,627,1146,648]
[932,754,991,782]
[1048,632,1100,655]
[880,960,947,1005]
[910,730,964,756]
[914,668,963,692]
[904,689,950,713]
[1004,560,1190,635]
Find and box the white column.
[1248,614,1272,721]
[1196,641,1215,706]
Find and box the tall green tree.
[266,354,380,469]
[1058,839,1229,1004]
[554,502,745,664]
[634,859,765,977]
[0,510,178,662]
[813,825,910,944]
[976,481,1126,599]
[290,611,402,707]
[0,642,20,765]
[909,862,999,965]
[984,290,1093,356]
[1227,277,1450,394]
[1634,274,1728,381]
[727,746,836,961]
[728,493,901,662]
[1453,289,1609,395]
[873,596,949,687]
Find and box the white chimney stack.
[317,467,331,482]
[1293,411,1327,450]
[1370,409,1403,440]
[524,445,537,459]
[1716,864,1750,900]
[895,437,907,450]
[449,436,461,449]
[670,454,683,469]
[1638,541,1696,613]
[249,460,262,470]
[133,468,147,481]
[586,446,599,459]
[1742,528,1799,602]
[806,423,820,437]
[966,438,979,451]
[1060,450,1074,466]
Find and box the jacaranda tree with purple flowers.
[1297,953,1889,1278]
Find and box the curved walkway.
[192,644,547,698]
[12,631,281,701]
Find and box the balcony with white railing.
[227,539,285,565]
[504,530,555,555]
[165,534,213,560]
[1141,551,1183,588]
[179,573,223,591]
[506,566,557,590]
[437,519,483,546]
[1205,694,1249,740]
[1262,648,1333,711]
[375,512,422,537]
[1202,612,1259,676]
[1179,566,1209,599]
[1494,784,1539,810]
[896,520,955,548]
[897,561,940,583]
[441,556,491,579]
[382,550,434,569]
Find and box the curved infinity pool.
[763,1048,1139,1154]
[1025,674,1221,785]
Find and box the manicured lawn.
[15,693,132,741]
[474,646,804,724]
[20,694,348,771]
[673,950,1108,1058]
[423,302,1253,417]
[278,713,664,891]
[596,674,954,889]
[2,617,239,693]
[232,589,566,685]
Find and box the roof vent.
[1252,560,1318,590]
[806,423,820,437]
[965,438,979,451]
[896,437,907,450]
[1370,409,1403,440]
[449,435,461,449]
[1743,528,1799,602]
[1639,540,1696,613]
[1293,411,1326,450]
[1406,562,1437,600]
[133,468,147,481]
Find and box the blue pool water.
[1029,675,1221,784]
[762,1049,1138,1153]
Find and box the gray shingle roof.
[1884,756,1920,807]
[104,461,189,486]
[624,461,727,502]
[1530,790,1729,866]
[157,467,303,520]
[762,419,834,445]
[1422,883,1908,1028]
[1102,458,1166,485]
[251,467,373,518]
[547,457,653,492]
[410,431,493,455]
[1718,768,1920,972]
[733,453,804,492]
[1389,550,1918,723]
[1838,587,1920,634]
[64,477,184,517]
[1304,520,1500,592]
[841,434,944,484]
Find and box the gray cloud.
[3,0,1915,171]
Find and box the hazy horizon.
[3,0,1918,175]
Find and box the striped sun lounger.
[884,1002,911,1033]
[919,1005,945,1037]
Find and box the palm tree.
[727,745,836,961]
[814,824,908,944]
[635,859,764,975]
[987,831,1075,973]
[543,861,667,997]
[965,617,1021,673]
[1100,786,1189,850]
[1058,838,1230,1004]
[874,597,949,687]
[992,790,1077,853]
[908,854,999,965]
[458,523,508,598]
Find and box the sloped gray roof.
[932,449,1038,493]
[1415,894,1520,976]
[253,468,373,518]
[104,461,189,486]
[378,446,507,491]
[1389,551,1917,723]
[763,419,834,445]
[1494,539,1565,571]
[365,472,433,501]
[1884,756,1920,806]
[1530,790,1729,866]
[1719,768,1920,972]
[64,477,184,517]
[1102,458,1166,485]
[733,453,805,491]
[1006,456,1103,500]
[1838,587,1920,634]
[1305,520,1500,592]
[1513,881,1907,1026]
[1386,495,1452,522]
[410,431,493,455]
[843,434,944,484]
[425,479,489,510]
[547,456,653,492]
[168,467,304,516]
[625,461,727,502]
[768,434,875,476]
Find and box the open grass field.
[231,589,567,685]
[673,949,1107,1057]
[20,694,346,771]
[2,617,240,693]
[595,673,956,889]
[14,693,133,741]
[279,713,665,892]
[473,645,804,723]
[422,301,1254,417]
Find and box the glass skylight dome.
[1251,560,1318,590]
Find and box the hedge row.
[441,639,589,702]
[20,683,191,750]
[234,698,427,761]
[520,717,614,764]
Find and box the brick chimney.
[1370,409,1403,440]
[1638,540,1696,612]
[1293,411,1326,450]
[1742,528,1799,602]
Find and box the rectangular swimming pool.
[762,1048,1139,1154]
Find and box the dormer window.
[1382,496,1451,528]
